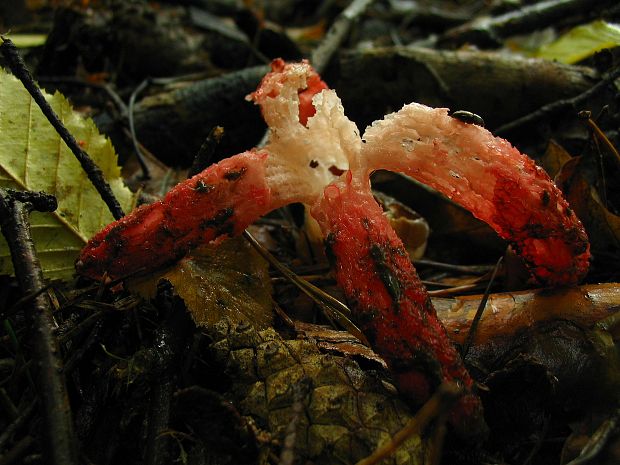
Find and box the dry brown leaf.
[129,237,273,329]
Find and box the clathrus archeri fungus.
[77,59,590,436]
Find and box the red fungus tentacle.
[311,173,486,436]
[250,58,328,126]
[77,151,275,280]
[76,60,589,437]
[358,103,590,285]
[77,60,335,281]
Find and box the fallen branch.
[310,0,376,74]
[495,64,620,136]
[332,46,598,131]
[129,65,268,166]
[0,189,78,465]
[439,0,618,47]
[434,283,620,346]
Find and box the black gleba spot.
[224,167,247,181]
[200,208,234,230]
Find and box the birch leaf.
[0,68,135,280]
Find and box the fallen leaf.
[535,20,620,64]
[541,139,572,178]
[374,191,429,260]
[129,237,273,329]
[4,34,47,48]
[0,68,135,280]
[554,154,620,266]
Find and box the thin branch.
[128,79,152,180]
[144,306,189,465]
[188,126,225,178]
[461,256,503,359]
[0,189,78,465]
[355,383,463,465]
[1,189,57,212]
[583,113,620,167]
[440,0,617,47]
[311,0,376,74]
[0,37,124,220]
[495,64,620,136]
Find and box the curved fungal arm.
[77,151,276,280]
[357,103,589,285]
[79,60,588,286]
[75,60,588,437]
[311,173,486,436]
[77,60,348,281]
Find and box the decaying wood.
[126,46,599,165]
[331,46,598,132]
[434,283,620,346]
[297,283,620,376]
[130,66,268,166]
[495,64,620,136]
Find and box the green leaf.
[129,237,274,329]
[0,68,135,280]
[5,34,47,48]
[535,21,620,64]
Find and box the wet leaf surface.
[129,237,273,330]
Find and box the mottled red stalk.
[77,151,273,280]
[359,104,590,286]
[312,173,485,436]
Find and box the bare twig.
[145,305,190,465]
[355,384,463,465]
[0,189,57,212]
[0,189,78,465]
[495,65,620,136]
[129,79,152,180]
[441,0,617,47]
[188,126,225,178]
[581,112,620,167]
[311,0,376,74]
[0,37,124,220]
[461,256,503,359]
[146,375,173,465]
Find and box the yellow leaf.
[0,68,136,280]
